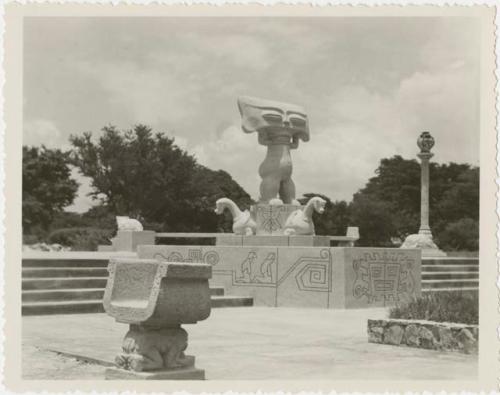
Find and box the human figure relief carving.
[236,251,276,284]
[238,96,309,204]
[283,196,326,236]
[115,325,189,372]
[214,198,256,235]
[116,216,144,231]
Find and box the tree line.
[23,124,479,251]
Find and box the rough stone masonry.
[367,318,478,354]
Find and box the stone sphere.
[417,131,435,153]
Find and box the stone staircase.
[421,257,479,293]
[22,257,253,315]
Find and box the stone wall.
[137,245,421,309]
[367,318,478,354]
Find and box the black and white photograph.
[2,3,498,392]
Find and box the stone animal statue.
[283,196,326,236]
[115,325,189,372]
[238,96,310,205]
[116,216,143,231]
[214,198,256,236]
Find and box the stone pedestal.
[251,204,301,235]
[105,355,204,380]
[401,234,447,257]
[111,230,156,252]
[103,258,211,380]
[216,234,330,247]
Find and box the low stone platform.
[105,355,204,380]
[138,245,422,309]
[22,307,477,380]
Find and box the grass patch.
[389,291,478,325]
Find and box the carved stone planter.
[103,257,212,380]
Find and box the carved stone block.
[251,204,300,235]
[111,230,156,252]
[103,258,211,379]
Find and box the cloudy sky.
[24,17,480,213]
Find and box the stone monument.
[103,257,212,379]
[237,95,309,205]
[133,96,420,311]
[236,95,318,236]
[401,132,446,257]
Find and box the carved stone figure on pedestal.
[104,216,155,252]
[238,96,309,204]
[284,196,326,236]
[214,198,256,235]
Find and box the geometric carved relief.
[276,249,331,293]
[352,251,416,303]
[295,263,330,292]
[153,249,220,266]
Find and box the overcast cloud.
[23,17,480,213]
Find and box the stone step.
[421,279,479,289]
[421,258,479,266]
[422,287,479,293]
[22,267,109,278]
[22,259,109,268]
[22,286,225,302]
[422,265,479,272]
[22,277,108,290]
[22,295,253,315]
[211,295,254,308]
[421,272,479,280]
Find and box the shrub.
[389,291,478,325]
[436,218,479,252]
[47,227,115,251]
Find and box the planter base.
[105,366,205,380]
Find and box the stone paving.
[22,307,477,380]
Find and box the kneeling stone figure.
[115,325,189,372]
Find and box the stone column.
[401,132,446,257]
[417,150,433,237]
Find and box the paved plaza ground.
[22,307,477,380]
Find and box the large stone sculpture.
[214,198,256,235]
[238,96,309,204]
[283,196,326,236]
[116,216,144,231]
[104,216,155,252]
[401,132,446,257]
[103,258,211,379]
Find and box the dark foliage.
[70,125,253,233]
[47,227,115,251]
[348,156,479,249]
[23,146,79,235]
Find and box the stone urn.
[103,257,212,380]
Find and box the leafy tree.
[70,125,253,232]
[437,218,479,252]
[348,155,479,250]
[298,193,351,236]
[23,146,79,236]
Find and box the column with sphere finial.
[401,131,446,257]
[417,132,434,236]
